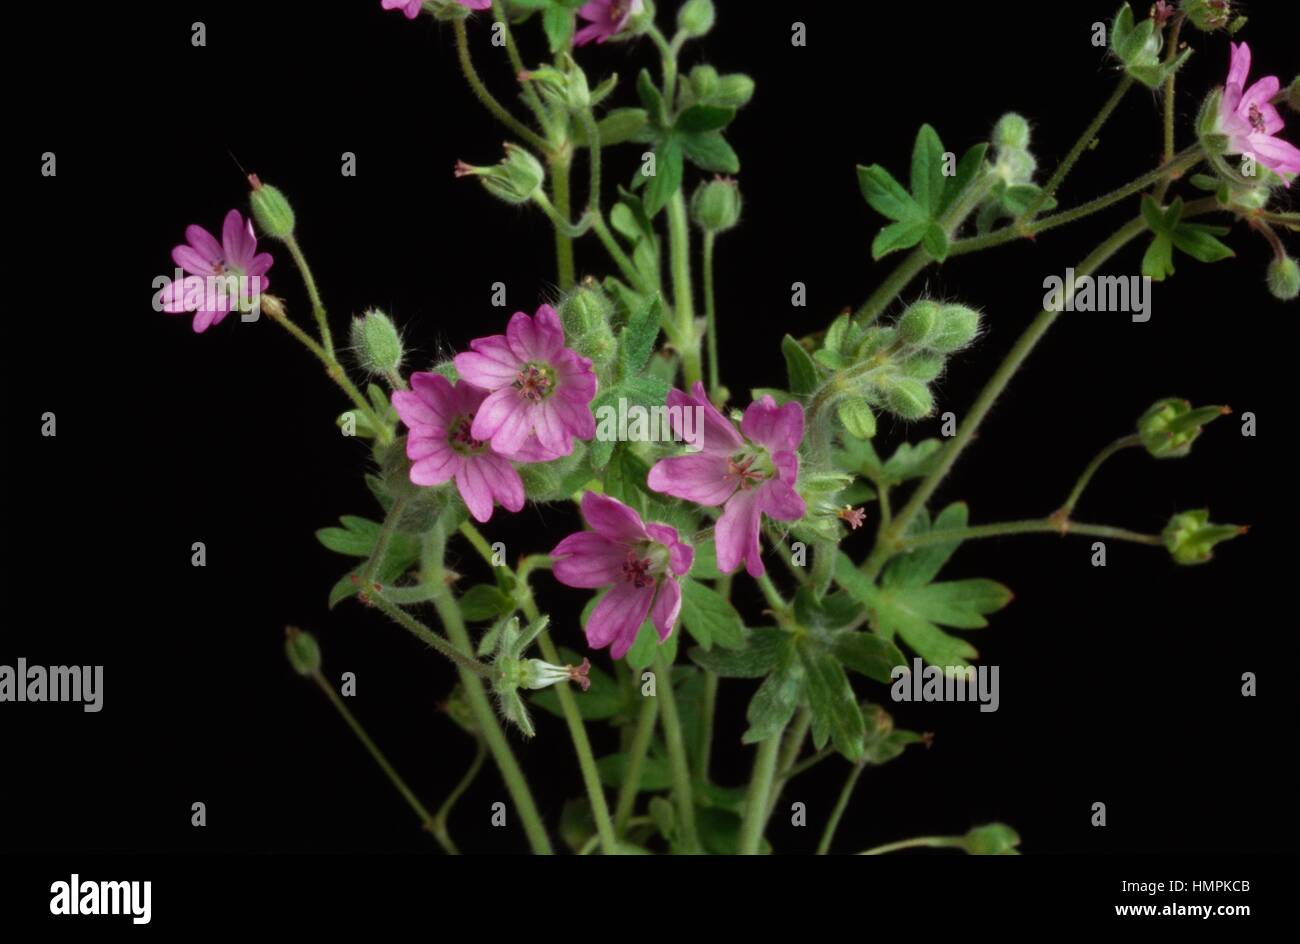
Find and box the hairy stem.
[900,518,1163,549]
[431,738,486,855]
[655,650,700,853]
[703,230,720,399]
[738,733,782,855]
[453,19,550,155]
[817,760,866,854]
[614,693,659,836]
[1058,434,1142,517]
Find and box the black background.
[7,0,1298,863]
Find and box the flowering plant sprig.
[160,0,1291,855]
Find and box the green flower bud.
[1138,398,1229,458]
[898,300,940,346]
[1162,509,1246,565]
[690,176,743,233]
[521,54,590,113]
[677,0,715,38]
[1183,0,1233,32]
[351,308,404,376]
[884,376,934,420]
[900,352,945,382]
[836,397,877,439]
[927,304,981,353]
[1267,256,1300,301]
[996,148,1037,185]
[455,144,545,205]
[713,73,755,108]
[688,65,719,101]
[993,113,1031,151]
[284,626,321,676]
[854,326,898,359]
[959,823,1021,855]
[558,280,617,373]
[248,175,296,239]
[1289,76,1300,112]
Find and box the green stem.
[531,191,592,237]
[457,520,498,567]
[453,19,550,155]
[864,213,1152,579]
[738,732,782,855]
[491,0,553,136]
[614,693,659,836]
[857,836,957,855]
[517,572,619,856]
[1156,13,1188,203]
[667,191,701,386]
[552,153,577,290]
[591,215,650,291]
[360,496,406,585]
[264,301,391,444]
[366,590,494,678]
[754,572,789,614]
[696,670,718,786]
[647,26,678,106]
[655,651,700,853]
[420,525,553,854]
[900,519,1163,549]
[1058,434,1142,516]
[431,738,487,855]
[283,236,334,357]
[702,230,720,399]
[816,760,866,854]
[311,671,437,838]
[765,707,811,819]
[1018,75,1136,224]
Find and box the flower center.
[514,362,555,402]
[621,551,655,589]
[448,414,487,455]
[728,450,771,490]
[1248,103,1267,133]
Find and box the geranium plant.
[161,0,1296,854]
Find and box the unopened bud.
[1138,398,1229,458]
[248,175,296,239]
[677,0,715,38]
[285,626,321,676]
[1162,509,1246,565]
[927,304,981,353]
[456,144,545,205]
[884,376,934,420]
[690,176,743,233]
[351,308,404,375]
[898,300,940,346]
[1267,256,1300,301]
[993,113,1031,151]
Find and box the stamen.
[514,364,553,402]
[621,551,655,589]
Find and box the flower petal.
[410,443,460,486]
[649,578,682,642]
[741,396,805,452]
[476,452,525,514]
[715,488,765,577]
[581,491,647,544]
[551,531,627,588]
[455,459,495,522]
[588,582,655,659]
[455,335,520,390]
[506,305,566,363]
[647,452,737,505]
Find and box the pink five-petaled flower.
[551,492,694,660]
[648,383,806,578]
[381,0,490,19]
[453,305,597,459]
[1216,42,1300,182]
[575,0,643,46]
[391,373,526,523]
[161,209,272,333]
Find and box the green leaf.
[635,68,665,124]
[837,397,877,440]
[596,753,672,791]
[885,502,968,588]
[619,294,663,377]
[679,578,747,651]
[797,639,865,761]
[832,632,906,684]
[781,334,819,395]
[871,219,929,259]
[690,539,721,580]
[909,124,946,218]
[682,132,739,173]
[1142,234,1176,281]
[603,443,654,509]
[676,104,735,134]
[625,620,678,670]
[316,515,383,557]
[643,137,684,217]
[881,439,942,485]
[1169,223,1234,263]
[921,222,949,261]
[688,627,791,678]
[899,579,1013,628]
[459,584,516,622]
[541,5,574,53]
[575,108,648,147]
[742,657,803,744]
[857,164,925,223]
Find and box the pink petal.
[551,390,597,442]
[533,399,574,457]
[410,444,460,487]
[1240,76,1281,112]
[554,349,598,403]
[454,336,520,390]
[588,582,655,659]
[184,224,223,263]
[394,377,452,430]
[759,477,806,522]
[476,452,525,514]
[715,489,765,577]
[551,531,627,588]
[581,491,647,544]
[173,244,218,277]
[669,382,743,454]
[220,210,253,268]
[649,578,681,642]
[506,306,565,363]
[647,452,737,505]
[455,460,495,522]
[741,396,805,452]
[1248,134,1300,177]
[471,387,532,455]
[1227,42,1251,91]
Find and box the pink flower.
[551,492,694,660]
[648,383,806,578]
[575,0,643,46]
[391,373,526,523]
[382,0,490,18]
[1215,42,1300,182]
[454,305,597,459]
[161,210,272,333]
